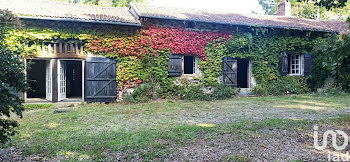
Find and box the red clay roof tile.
[131,3,349,33]
[0,0,140,25]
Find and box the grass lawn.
[2,95,350,161]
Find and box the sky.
[148,0,265,14]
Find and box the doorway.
[25,59,84,103]
[237,58,249,88]
[65,60,82,99]
[57,60,83,101]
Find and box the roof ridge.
[131,3,348,33]
[0,0,141,25]
[132,2,347,23]
[21,0,129,10]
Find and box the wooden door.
[222,57,237,88]
[58,60,66,101]
[85,57,117,103]
[45,60,53,101]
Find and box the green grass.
[4,95,350,161]
[23,103,53,110]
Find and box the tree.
[259,0,349,21]
[258,0,280,15]
[311,34,350,91]
[309,0,348,10]
[0,10,27,143]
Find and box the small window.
[289,55,301,75]
[185,21,195,28]
[184,56,196,74]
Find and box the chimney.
[277,0,291,16]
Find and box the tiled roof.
[131,3,349,33]
[0,0,140,25]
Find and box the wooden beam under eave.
[59,42,63,55]
[70,43,74,55]
[75,43,79,55]
[64,43,68,55]
[34,54,87,59]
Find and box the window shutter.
[303,53,312,76]
[281,52,288,76]
[168,54,182,77]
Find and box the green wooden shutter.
[281,52,288,76]
[168,54,182,77]
[304,53,312,76]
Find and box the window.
[185,21,195,28]
[289,55,301,75]
[184,56,196,75]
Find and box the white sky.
[148,0,264,14]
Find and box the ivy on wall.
[6,21,326,96]
[201,32,323,95]
[87,26,232,59]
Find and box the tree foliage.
[259,0,280,15]
[311,34,350,91]
[259,0,350,21]
[0,10,27,143]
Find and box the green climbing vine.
[201,33,323,95]
[5,19,327,98]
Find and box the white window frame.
[289,54,302,76]
[182,55,198,76]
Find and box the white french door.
[58,60,67,101]
[45,60,53,101]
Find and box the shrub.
[211,84,237,100]
[183,85,210,101]
[311,34,350,91]
[317,86,347,96]
[254,76,310,95]
[123,83,155,103]
[125,83,238,103]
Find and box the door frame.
[24,58,53,102]
[57,59,66,101]
[24,58,85,102]
[46,59,53,101]
[56,59,85,102]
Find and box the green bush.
[211,84,236,100]
[317,87,347,96]
[254,76,310,95]
[311,34,350,91]
[183,85,210,101]
[124,83,155,103]
[125,83,237,103]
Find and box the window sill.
[181,74,199,78]
[288,74,302,76]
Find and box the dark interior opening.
[185,21,195,28]
[65,60,82,98]
[184,56,194,74]
[237,58,249,88]
[27,60,46,98]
